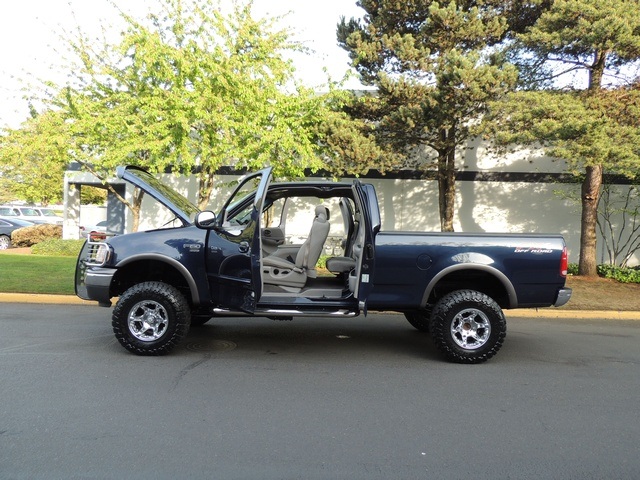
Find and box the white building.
[63,138,640,267]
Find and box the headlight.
[86,242,112,267]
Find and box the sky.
[0,0,366,129]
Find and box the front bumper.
[554,287,572,307]
[83,267,116,307]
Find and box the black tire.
[404,309,432,333]
[430,290,506,364]
[112,281,191,355]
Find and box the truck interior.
[222,184,366,302]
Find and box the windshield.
[0,207,18,216]
[124,168,200,222]
[19,208,39,217]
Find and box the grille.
[85,241,110,266]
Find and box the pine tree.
[501,0,640,275]
[337,1,533,231]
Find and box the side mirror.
[195,211,217,229]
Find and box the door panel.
[207,168,272,312]
[351,181,378,310]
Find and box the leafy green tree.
[0,110,69,205]
[337,1,535,231]
[56,0,336,227]
[2,0,379,231]
[490,0,640,276]
[0,0,399,235]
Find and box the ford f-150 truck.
[75,166,571,363]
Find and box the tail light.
[560,246,568,277]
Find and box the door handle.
[365,244,374,259]
[238,241,250,253]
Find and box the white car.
[34,207,64,225]
[0,205,63,225]
[80,220,111,239]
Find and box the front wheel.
[112,281,191,355]
[0,235,10,250]
[430,290,506,364]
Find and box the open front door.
[207,168,271,313]
[352,180,380,313]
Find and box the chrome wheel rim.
[0,236,9,250]
[450,308,491,350]
[128,300,169,342]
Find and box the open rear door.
[352,180,380,313]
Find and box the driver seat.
[262,205,330,288]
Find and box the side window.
[283,197,319,244]
[19,208,39,217]
[218,170,271,238]
[222,181,262,233]
[263,197,285,228]
[280,196,346,253]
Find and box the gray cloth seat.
[325,256,356,274]
[262,205,330,288]
[326,210,359,275]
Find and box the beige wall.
[66,139,639,266]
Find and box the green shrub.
[567,262,640,283]
[317,254,329,269]
[11,224,63,247]
[597,264,640,284]
[31,239,85,257]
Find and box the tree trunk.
[437,127,456,232]
[131,187,144,233]
[578,165,602,276]
[577,49,608,276]
[198,171,215,210]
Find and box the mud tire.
[430,290,506,364]
[112,281,191,355]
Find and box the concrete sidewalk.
[1,292,639,320]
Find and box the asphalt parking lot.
[1,303,639,479]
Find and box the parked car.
[0,217,35,249]
[0,205,62,225]
[80,220,111,240]
[33,207,64,225]
[76,166,571,363]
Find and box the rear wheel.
[112,281,191,355]
[430,290,506,364]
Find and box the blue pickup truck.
[76,166,571,363]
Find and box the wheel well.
[426,269,512,309]
[111,260,193,306]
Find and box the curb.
[504,308,640,321]
[1,293,639,320]
[0,293,95,305]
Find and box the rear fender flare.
[421,264,518,309]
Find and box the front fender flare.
[116,254,201,305]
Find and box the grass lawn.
[0,254,76,295]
